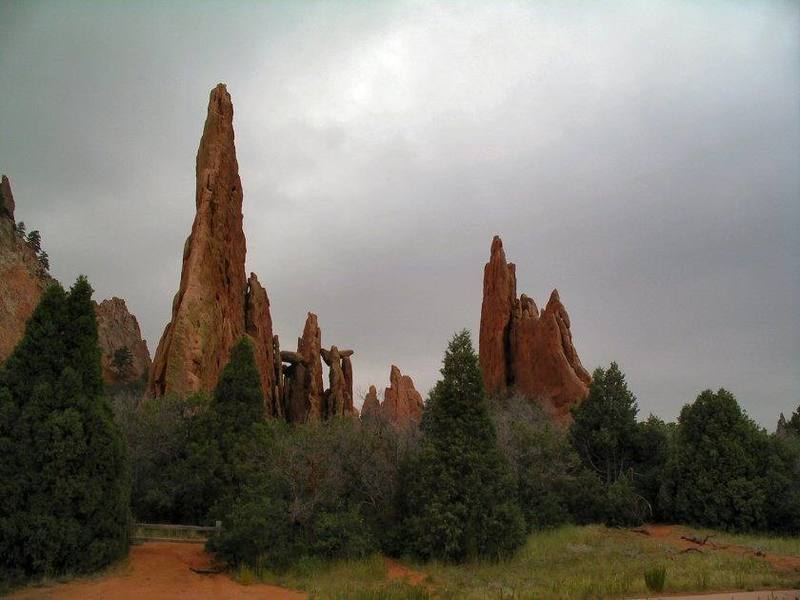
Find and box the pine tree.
[400,330,525,562]
[0,277,131,585]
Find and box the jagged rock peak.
[361,385,380,419]
[246,272,281,418]
[94,297,152,384]
[479,235,590,423]
[378,365,424,426]
[0,175,14,221]
[479,234,517,395]
[149,83,249,398]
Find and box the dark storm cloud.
[1,1,798,426]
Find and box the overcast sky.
[1,1,798,427]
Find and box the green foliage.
[25,229,41,253]
[399,330,525,562]
[632,414,673,519]
[659,389,773,531]
[644,565,667,593]
[209,417,411,568]
[570,363,639,486]
[491,394,602,530]
[112,391,209,523]
[0,277,131,586]
[111,346,134,379]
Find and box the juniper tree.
[400,330,525,562]
[0,277,130,586]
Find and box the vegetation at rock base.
[398,330,526,561]
[0,277,131,589]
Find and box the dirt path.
[641,525,800,574]
[10,542,306,600]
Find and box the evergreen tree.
[0,277,131,586]
[179,337,264,523]
[570,363,639,485]
[659,389,770,531]
[400,330,525,562]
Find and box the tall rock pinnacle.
[149,84,276,408]
[479,236,590,422]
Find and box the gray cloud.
[1,0,798,426]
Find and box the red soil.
[642,524,800,574]
[10,542,306,600]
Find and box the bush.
[399,330,525,562]
[0,278,131,585]
[491,394,602,530]
[209,417,414,568]
[659,389,772,531]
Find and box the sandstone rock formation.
[479,236,590,422]
[279,313,325,423]
[0,176,54,364]
[94,297,152,384]
[360,385,381,419]
[149,84,279,416]
[361,365,424,426]
[321,345,355,418]
[246,273,280,418]
[1,175,15,220]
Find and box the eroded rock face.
[280,313,325,422]
[362,365,423,425]
[149,84,252,398]
[95,297,152,384]
[479,236,517,395]
[479,236,590,422]
[0,176,54,364]
[245,273,281,418]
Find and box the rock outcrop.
[279,313,325,423]
[94,297,152,384]
[321,345,356,418]
[479,236,590,422]
[149,84,279,415]
[1,175,15,220]
[246,273,280,418]
[360,385,381,419]
[361,365,424,426]
[0,176,54,364]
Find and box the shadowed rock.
[95,297,152,384]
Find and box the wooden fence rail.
[133,521,222,544]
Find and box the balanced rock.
[321,346,356,418]
[0,176,54,364]
[149,84,277,412]
[479,236,590,423]
[94,297,152,384]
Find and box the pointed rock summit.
[479,236,590,422]
[95,297,152,384]
[361,365,423,426]
[1,175,15,221]
[149,84,277,411]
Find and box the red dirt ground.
[10,542,307,600]
[642,524,800,574]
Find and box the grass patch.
[234,525,799,599]
[416,525,799,599]
[691,528,800,557]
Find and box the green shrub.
[659,389,772,531]
[644,565,667,593]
